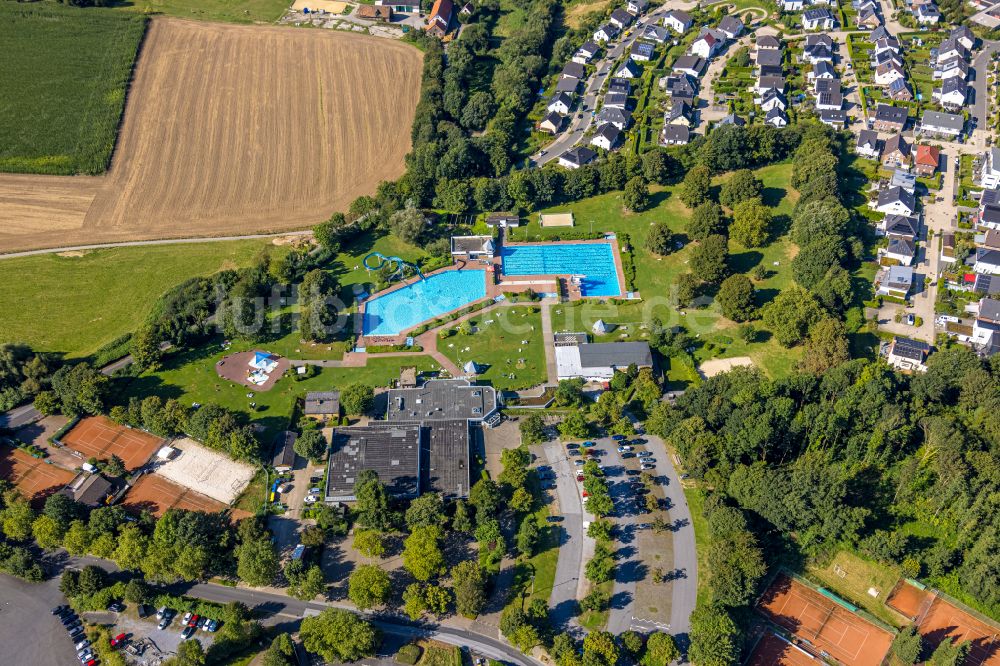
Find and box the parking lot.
[0,573,79,665]
[103,607,217,663]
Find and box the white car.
[304,494,319,504]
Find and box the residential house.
[819,109,848,127]
[609,7,635,29]
[689,30,720,60]
[937,38,970,63]
[663,9,693,33]
[717,113,746,126]
[888,78,914,102]
[615,59,642,79]
[881,214,920,238]
[941,232,958,264]
[920,110,964,138]
[975,248,1000,274]
[802,8,835,29]
[659,124,691,145]
[883,236,917,265]
[977,147,1000,189]
[873,104,908,132]
[305,391,341,423]
[890,168,917,194]
[814,77,840,95]
[573,41,600,64]
[876,186,916,216]
[805,34,834,50]
[760,89,788,111]
[882,134,912,168]
[856,130,882,158]
[594,23,620,42]
[872,49,904,69]
[972,298,1000,350]
[718,15,743,39]
[627,0,648,14]
[642,24,669,43]
[485,213,521,228]
[781,0,804,10]
[595,105,630,130]
[933,76,967,109]
[914,144,940,176]
[873,35,901,54]
[951,25,975,51]
[547,92,573,114]
[765,107,788,127]
[934,57,968,81]
[667,100,694,125]
[426,0,454,36]
[816,90,843,110]
[886,336,930,372]
[608,77,631,95]
[757,35,781,50]
[875,61,906,86]
[630,41,656,62]
[377,0,419,12]
[916,2,941,23]
[756,48,784,69]
[663,74,698,100]
[876,265,915,298]
[591,123,622,151]
[803,44,835,63]
[978,204,1000,231]
[556,76,580,94]
[759,64,784,79]
[756,75,786,94]
[672,55,706,77]
[538,112,563,134]
[869,25,892,42]
[856,5,882,29]
[603,91,629,109]
[271,432,297,473]
[562,62,586,80]
[558,146,597,170]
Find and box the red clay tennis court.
[0,447,76,507]
[916,595,1000,665]
[123,474,251,520]
[60,416,164,471]
[886,579,934,621]
[756,574,894,666]
[746,631,818,666]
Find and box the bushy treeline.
[648,348,1000,659]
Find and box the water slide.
[363,252,425,280]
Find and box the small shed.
[272,431,298,472]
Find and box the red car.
[576,474,584,482]
[188,614,200,628]
[85,660,97,666]
[110,633,127,647]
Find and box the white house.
[615,59,642,79]
[977,147,1000,189]
[662,9,693,33]
[920,110,964,138]
[875,62,906,86]
[718,15,743,39]
[933,77,967,110]
[573,41,600,64]
[877,265,915,298]
[816,90,843,111]
[609,7,634,29]
[876,186,916,216]
[916,3,941,23]
[765,107,788,127]
[642,24,669,43]
[975,248,1000,274]
[673,55,706,77]
[781,0,804,10]
[972,298,1000,348]
[883,237,916,265]
[558,146,597,170]
[593,23,619,42]
[802,8,835,29]
[760,89,787,111]
[856,130,882,158]
[951,25,975,51]
[659,124,691,145]
[935,57,968,81]
[627,0,648,15]
[591,123,622,151]
[937,38,969,64]
[690,28,723,59]
[547,92,573,115]
[886,336,930,373]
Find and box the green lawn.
[0,240,287,358]
[116,341,441,439]
[438,306,548,390]
[115,0,291,24]
[805,550,906,628]
[682,486,711,607]
[526,163,807,379]
[0,3,147,175]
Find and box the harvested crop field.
[0,18,422,254]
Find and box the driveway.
[0,573,80,666]
[268,454,317,556]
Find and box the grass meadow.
[0,3,147,175]
[0,240,286,358]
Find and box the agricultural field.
[0,19,423,254]
[0,3,147,176]
[117,0,291,23]
[0,239,288,358]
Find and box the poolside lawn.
[438,306,547,389]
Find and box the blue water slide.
[362,252,425,281]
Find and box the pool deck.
[355,237,630,348]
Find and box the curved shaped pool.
[362,269,487,337]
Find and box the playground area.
[888,580,1000,665]
[215,350,289,391]
[746,631,817,666]
[0,447,75,507]
[756,574,894,666]
[60,416,164,471]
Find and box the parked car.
[198,617,210,630]
[51,605,70,615]
[612,434,627,441]
[107,602,125,613]
[188,614,200,628]
[78,651,94,664]
[565,443,579,449]
[110,633,127,647]
[304,495,319,504]
[206,619,219,632]
[75,640,91,651]
[66,622,82,634]
[638,451,653,458]
[576,473,585,482]
[640,463,655,470]
[625,469,641,476]
[138,604,153,618]
[574,459,586,466]
[583,441,596,447]
[540,481,555,490]
[181,626,196,639]
[617,445,633,452]
[61,613,79,626]
[158,617,172,630]
[568,449,582,457]
[84,660,97,666]
[156,607,173,620]
[621,452,634,458]
[182,612,193,625]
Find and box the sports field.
[0,19,422,253]
[907,586,1000,665]
[746,631,817,666]
[0,3,147,176]
[124,474,238,518]
[0,447,76,507]
[60,416,164,471]
[756,574,894,666]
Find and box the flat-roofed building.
[387,378,498,422]
[555,336,654,381]
[324,425,421,502]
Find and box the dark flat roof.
[393,419,471,499]
[325,425,421,501]
[386,378,497,422]
[578,341,653,368]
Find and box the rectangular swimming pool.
[362,269,487,337]
[500,242,622,297]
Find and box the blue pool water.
[363,269,487,337]
[501,243,621,297]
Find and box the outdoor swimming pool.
[501,242,621,297]
[362,269,487,337]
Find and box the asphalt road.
[972,40,1000,130]
[543,439,585,632]
[0,573,80,666]
[0,402,41,430]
